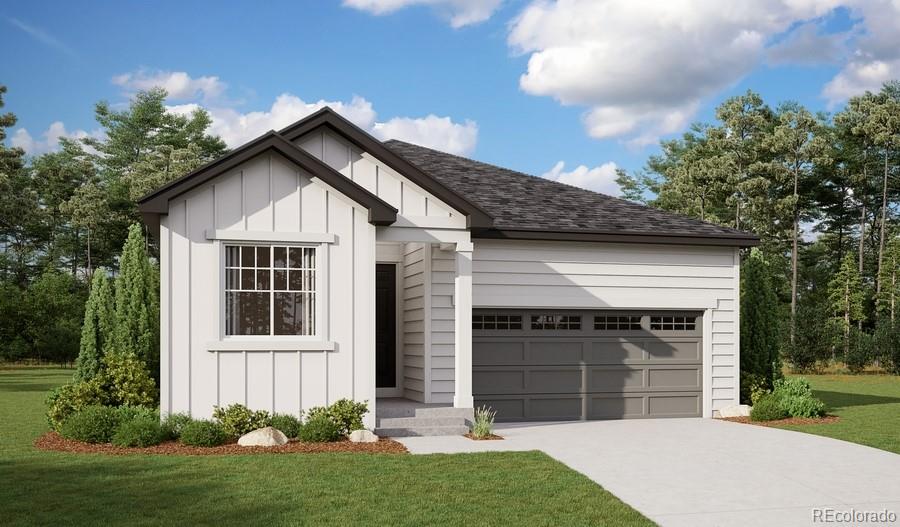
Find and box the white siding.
[401,243,427,402]
[471,240,740,415]
[294,130,465,229]
[161,151,376,428]
[429,246,456,404]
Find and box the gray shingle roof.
[383,139,757,243]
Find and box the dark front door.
[375,264,397,388]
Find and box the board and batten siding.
[293,130,466,229]
[159,151,377,428]
[470,240,741,415]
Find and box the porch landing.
[375,398,473,437]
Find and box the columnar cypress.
[112,224,160,380]
[74,269,114,381]
[740,248,781,401]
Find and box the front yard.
[0,368,652,527]
[775,374,900,455]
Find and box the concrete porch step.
[375,425,471,437]
[377,416,472,428]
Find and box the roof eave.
[472,227,760,247]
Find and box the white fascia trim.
[207,340,336,352]
[205,230,336,244]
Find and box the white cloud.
[766,22,848,65]
[542,160,621,196]
[373,115,477,155]
[343,0,502,27]
[507,0,842,144]
[10,121,104,155]
[113,69,226,102]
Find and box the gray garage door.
[473,310,702,421]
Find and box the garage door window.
[594,315,641,330]
[473,314,522,330]
[531,314,581,330]
[649,314,696,331]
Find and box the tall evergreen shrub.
[740,249,781,402]
[74,269,115,381]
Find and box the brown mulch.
[464,433,504,441]
[34,431,408,456]
[719,415,840,427]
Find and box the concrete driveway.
[397,418,900,526]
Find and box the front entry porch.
[373,226,474,411]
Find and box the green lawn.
[0,368,653,527]
[776,374,900,454]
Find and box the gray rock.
[349,429,378,443]
[238,426,289,447]
[718,404,751,418]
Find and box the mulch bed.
[719,415,840,427]
[34,431,408,456]
[464,433,504,440]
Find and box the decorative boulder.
[349,429,378,443]
[718,404,752,418]
[238,426,289,447]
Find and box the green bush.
[212,403,271,438]
[179,420,229,447]
[471,406,496,438]
[771,377,826,418]
[161,412,194,439]
[306,399,368,435]
[298,414,342,443]
[750,394,788,422]
[59,405,121,443]
[873,319,900,374]
[116,405,158,423]
[46,378,109,431]
[103,351,157,407]
[112,415,166,447]
[270,413,302,439]
[773,377,814,398]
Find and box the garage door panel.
[473,341,524,365]
[590,394,645,419]
[529,341,582,363]
[589,341,645,363]
[473,309,702,420]
[646,340,700,361]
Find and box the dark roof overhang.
[472,227,760,247]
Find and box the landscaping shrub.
[306,398,368,435]
[270,413,302,439]
[112,415,166,447]
[161,412,194,439]
[103,350,157,407]
[772,377,826,418]
[46,378,110,431]
[59,405,121,443]
[116,405,158,423]
[212,403,271,438]
[749,394,788,422]
[179,420,229,447]
[298,414,342,442]
[471,406,496,438]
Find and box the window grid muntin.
[594,315,642,331]
[530,314,582,330]
[225,245,316,336]
[649,314,696,331]
[472,314,523,330]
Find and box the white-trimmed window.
[224,245,316,336]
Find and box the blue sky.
[2,1,896,195]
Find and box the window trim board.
[206,229,336,244]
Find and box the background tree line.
[0,84,226,364]
[618,82,900,400]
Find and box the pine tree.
[112,224,159,379]
[740,249,781,401]
[876,237,900,322]
[74,269,114,381]
[828,252,865,356]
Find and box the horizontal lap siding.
[163,152,375,427]
[402,243,427,402]
[430,247,456,404]
[472,240,739,414]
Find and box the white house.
[139,108,758,433]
